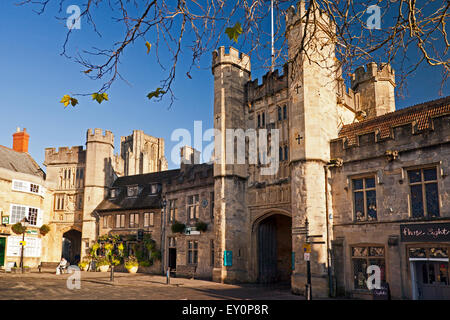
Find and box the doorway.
[62,229,82,265]
[168,248,177,271]
[0,238,5,267]
[257,214,292,284]
[414,260,450,299]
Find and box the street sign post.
[300,218,325,301]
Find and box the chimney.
[13,127,30,153]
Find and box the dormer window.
[110,188,119,198]
[150,183,161,194]
[127,185,139,197]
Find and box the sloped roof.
[0,145,45,178]
[96,163,213,212]
[112,169,181,187]
[95,184,163,212]
[338,96,450,145]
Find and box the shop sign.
[400,223,450,242]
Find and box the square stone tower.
[285,1,343,297]
[81,129,115,257]
[212,47,252,283]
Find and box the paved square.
[0,271,305,300]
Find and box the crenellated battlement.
[86,128,114,146]
[44,145,86,165]
[212,46,251,73]
[330,108,450,162]
[351,62,395,90]
[246,65,288,103]
[285,0,330,33]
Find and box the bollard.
[166,267,170,285]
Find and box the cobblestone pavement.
[0,271,306,300]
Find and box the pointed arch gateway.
[253,210,292,284]
[61,227,82,265]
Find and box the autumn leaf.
[145,41,152,54]
[92,92,109,104]
[84,69,92,74]
[60,94,78,107]
[70,97,79,106]
[225,22,243,43]
[147,88,166,100]
[186,72,192,79]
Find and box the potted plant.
[124,256,139,273]
[11,222,26,235]
[96,257,110,272]
[171,221,186,234]
[39,224,51,236]
[195,221,208,232]
[78,258,90,271]
[23,266,31,273]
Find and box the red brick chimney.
[12,127,30,153]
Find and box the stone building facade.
[2,1,448,301]
[208,1,449,300]
[42,129,168,264]
[0,128,54,268]
[330,96,450,299]
[95,146,215,279]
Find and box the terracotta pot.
[126,266,138,274]
[98,265,109,272]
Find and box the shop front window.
[352,245,385,290]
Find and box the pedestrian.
[56,257,68,275]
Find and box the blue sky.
[0,1,448,170]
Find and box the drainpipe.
[160,197,167,275]
[324,158,343,297]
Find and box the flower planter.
[79,265,88,271]
[126,266,138,274]
[98,265,109,272]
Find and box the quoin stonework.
[0,1,449,300]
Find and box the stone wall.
[330,113,450,299]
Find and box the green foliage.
[92,92,109,104]
[11,223,26,235]
[39,224,50,236]
[60,94,78,107]
[78,257,90,269]
[139,260,152,267]
[195,221,208,232]
[171,221,186,234]
[151,250,161,261]
[225,22,242,43]
[90,242,100,259]
[94,235,125,267]
[124,256,139,269]
[96,256,109,267]
[147,88,166,100]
